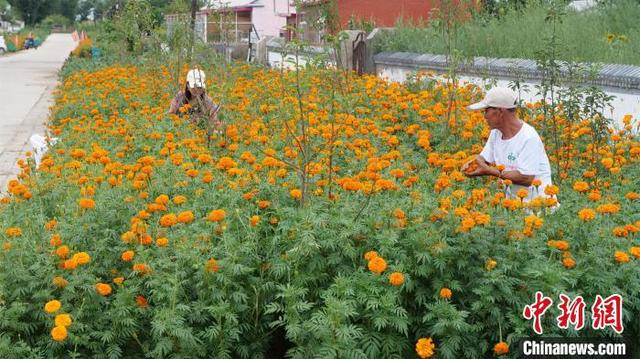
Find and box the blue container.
[91,46,101,58]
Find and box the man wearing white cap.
[169,68,222,134]
[463,87,554,203]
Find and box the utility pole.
[189,0,198,62]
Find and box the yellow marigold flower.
[79,198,95,209]
[159,213,178,227]
[249,215,260,226]
[55,313,72,327]
[416,337,436,358]
[578,208,596,221]
[95,283,112,296]
[44,300,61,313]
[485,258,497,271]
[207,209,226,222]
[177,211,194,223]
[494,341,509,355]
[367,256,387,275]
[388,272,404,286]
[72,252,91,265]
[52,276,68,288]
[113,277,124,285]
[156,237,169,247]
[51,325,67,342]
[614,251,630,263]
[364,250,379,261]
[439,287,452,299]
[121,250,135,262]
[563,257,576,269]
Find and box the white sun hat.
[468,87,518,110]
[186,69,206,88]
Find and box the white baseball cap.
[186,69,206,88]
[468,87,518,110]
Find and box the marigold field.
[0,60,639,358]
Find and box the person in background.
[169,69,222,135]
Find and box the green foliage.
[376,0,640,65]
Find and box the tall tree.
[8,0,51,24]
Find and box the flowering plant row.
[0,59,638,358]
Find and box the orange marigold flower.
[207,209,226,222]
[629,247,640,259]
[205,258,219,273]
[52,276,68,288]
[544,185,559,196]
[416,337,436,359]
[439,287,452,299]
[516,188,529,199]
[44,300,61,313]
[121,250,135,262]
[159,213,178,227]
[50,233,62,247]
[531,179,542,187]
[258,200,271,209]
[364,250,379,261]
[614,251,630,263]
[136,295,148,308]
[72,252,91,265]
[51,325,67,342]
[5,227,22,237]
[388,272,404,286]
[578,208,596,221]
[55,313,72,327]
[63,258,78,270]
[625,192,640,201]
[133,263,150,274]
[563,257,576,269]
[55,245,70,258]
[494,341,509,355]
[156,237,169,247]
[250,215,260,226]
[588,191,601,202]
[485,258,497,271]
[95,283,112,296]
[290,189,302,199]
[113,277,125,285]
[45,219,58,231]
[177,211,194,223]
[367,256,387,275]
[573,181,589,193]
[172,195,187,205]
[79,198,95,209]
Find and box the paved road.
[0,33,76,193]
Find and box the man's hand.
[463,157,500,178]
